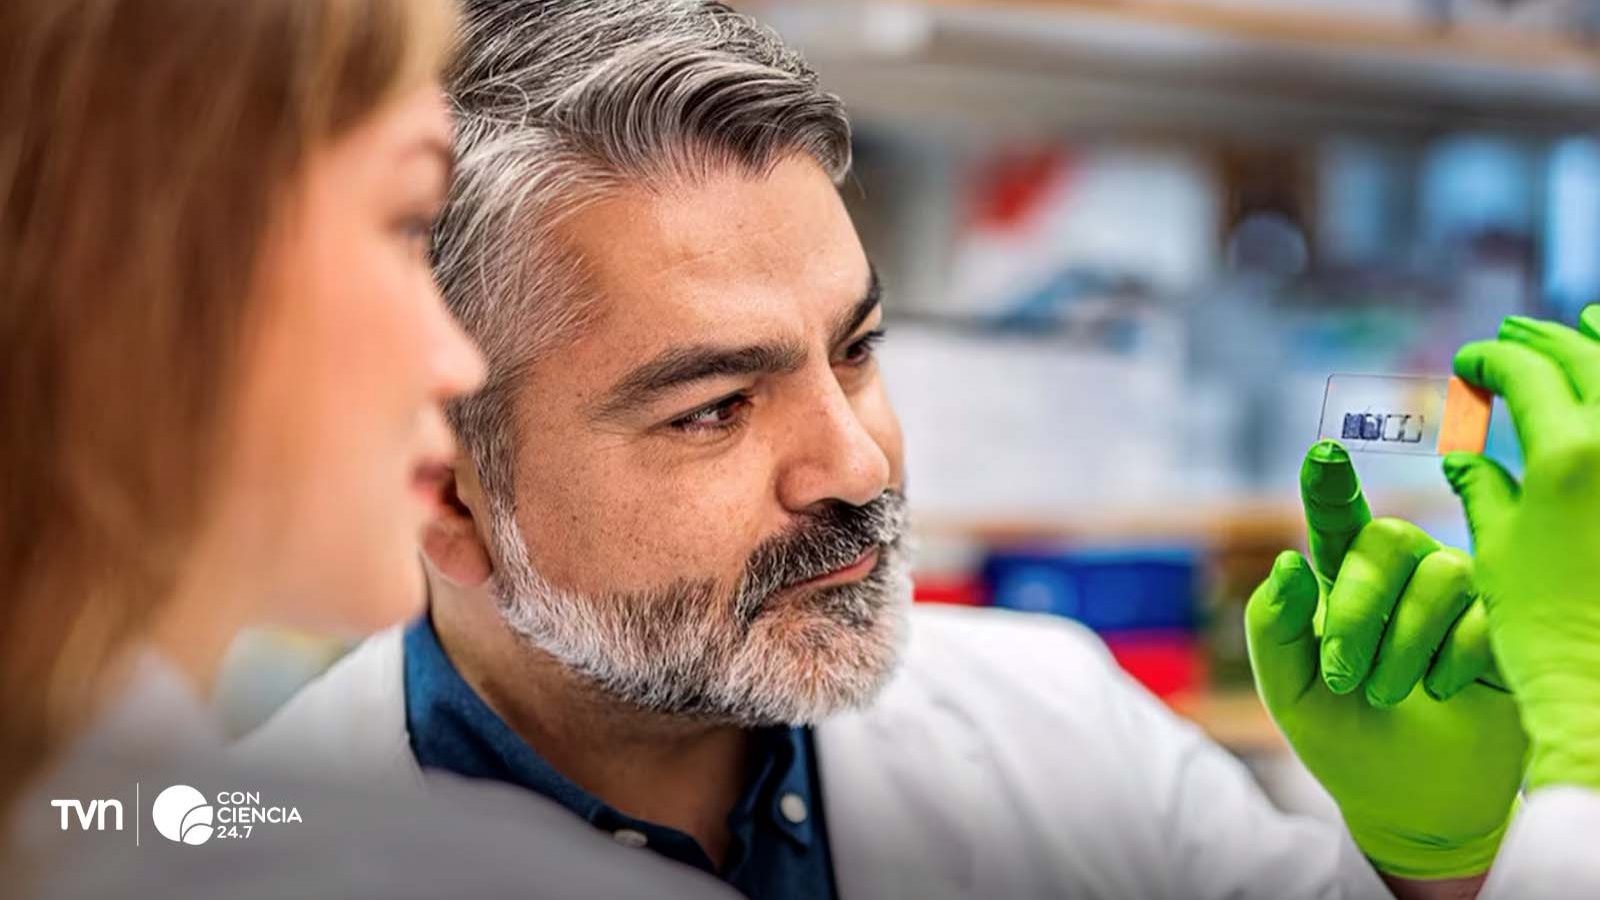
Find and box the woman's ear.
[420,460,494,588]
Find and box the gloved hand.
[1246,441,1527,879]
[1444,306,1600,793]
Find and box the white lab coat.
[239,605,1393,899]
[1480,787,1600,899]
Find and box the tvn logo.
[50,797,124,832]
[49,783,301,846]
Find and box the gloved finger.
[1364,548,1475,707]
[1454,339,1578,459]
[1424,599,1498,700]
[1321,517,1438,694]
[1442,452,1521,553]
[1498,315,1600,404]
[1300,440,1372,590]
[1245,550,1321,714]
[1480,655,1506,692]
[1579,303,1600,341]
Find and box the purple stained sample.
[1342,414,1363,440]
[1360,414,1382,441]
[1340,411,1421,443]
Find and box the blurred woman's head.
[0,0,478,815]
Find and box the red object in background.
[968,147,1075,230]
[1102,631,1205,698]
[912,576,1200,697]
[913,575,986,607]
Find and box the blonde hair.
[0,0,457,826]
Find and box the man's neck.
[430,582,751,867]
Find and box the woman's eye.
[840,329,885,367]
[396,216,436,259]
[669,394,750,434]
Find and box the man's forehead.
[556,159,872,350]
[557,253,878,392]
[571,157,849,256]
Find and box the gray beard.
[484,494,913,726]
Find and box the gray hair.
[431,0,853,507]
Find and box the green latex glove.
[1444,306,1600,793]
[1246,441,1527,879]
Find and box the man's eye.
[668,393,751,434]
[840,329,886,367]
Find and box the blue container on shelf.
[980,547,1198,633]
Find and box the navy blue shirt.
[403,615,838,900]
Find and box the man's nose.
[776,380,892,512]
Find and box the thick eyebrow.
[593,341,806,421]
[828,266,882,351]
[592,266,880,422]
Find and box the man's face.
[486,155,910,725]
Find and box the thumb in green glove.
[1445,305,1600,792]
[1247,441,1526,880]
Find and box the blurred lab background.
[220,0,1600,817]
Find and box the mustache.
[732,489,909,622]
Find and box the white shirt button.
[779,792,808,825]
[611,828,649,848]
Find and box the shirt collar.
[763,726,816,849]
[402,613,817,850]
[403,614,606,819]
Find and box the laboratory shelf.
[746,0,1600,136]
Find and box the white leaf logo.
[152,785,213,846]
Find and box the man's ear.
[421,459,494,588]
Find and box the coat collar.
[86,651,226,761]
[813,658,982,900]
[235,626,424,792]
[237,615,983,899]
